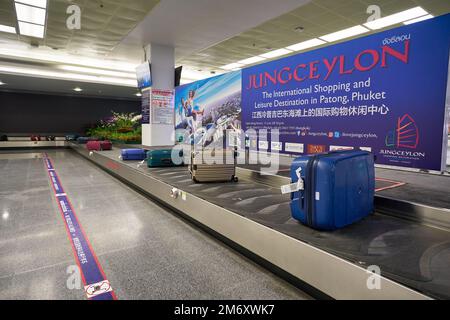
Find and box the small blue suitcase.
[289,150,375,230]
[65,134,79,141]
[77,137,92,144]
[121,149,147,161]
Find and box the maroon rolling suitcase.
[100,140,112,151]
[87,140,112,151]
[86,141,101,151]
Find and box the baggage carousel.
[66,143,450,300]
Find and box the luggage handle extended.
[281,167,304,194]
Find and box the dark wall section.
[0,91,140,135]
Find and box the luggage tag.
[281,167,304,194]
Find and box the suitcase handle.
[281,168,304,194]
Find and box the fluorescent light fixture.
[404,14,434,25]
[15,3,47,25]
[260,48,293,59]
[364,7,428,30]
[0,64,137,87]
[0,25,16,34]
[18,21,44,38]
[286,38,326,51]
[220,63,244,70]
[0,47,137,72]
[319,25,369,42]
[238,56,267,65]
[59,65,136,79]
[73,87,83,92]
[15,0,47,9]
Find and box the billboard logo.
[286,143,304,153]
[271,141,282,151]
[385,114,419,149]
[330,146,354,151]
[307,145,327,154]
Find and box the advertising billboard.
[175,71,242,146]
[241,14,450,171]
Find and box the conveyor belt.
[115,144,450,212]
[237,164,450,231]
[71,144,450,300]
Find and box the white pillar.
[142,44,175,147]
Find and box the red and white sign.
[151,89,175,125]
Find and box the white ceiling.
[180,0,450,70]
[0,0,449,99]
[0,0,311,98]
[0,0,160,58]
[113,0,311,62]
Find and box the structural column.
[142,43,175,147]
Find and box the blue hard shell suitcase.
[121,149,147,161]
[147,149,183,167]
[290,150,375,230]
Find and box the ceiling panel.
[0,0,160,57]
[178,0,450,73]
[0,0,449,96]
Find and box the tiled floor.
[0,150,310,300]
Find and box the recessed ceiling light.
[364,7,428,30]
[18,21,45,38]
[220,63,244,70]
[15,3,47,25]
[135,92,142,97]
[73,87,83,92]
[294,26,304,33]
[0,64,137,87]
[403,14,434,25]
[0,81,5,85]
[286,38,326,52]
[0,25,17,34]
[319,25,370,42]
[260,48,293,59]
[238,56,267,65]
[15,0,47,9]
[0,48,136,72]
